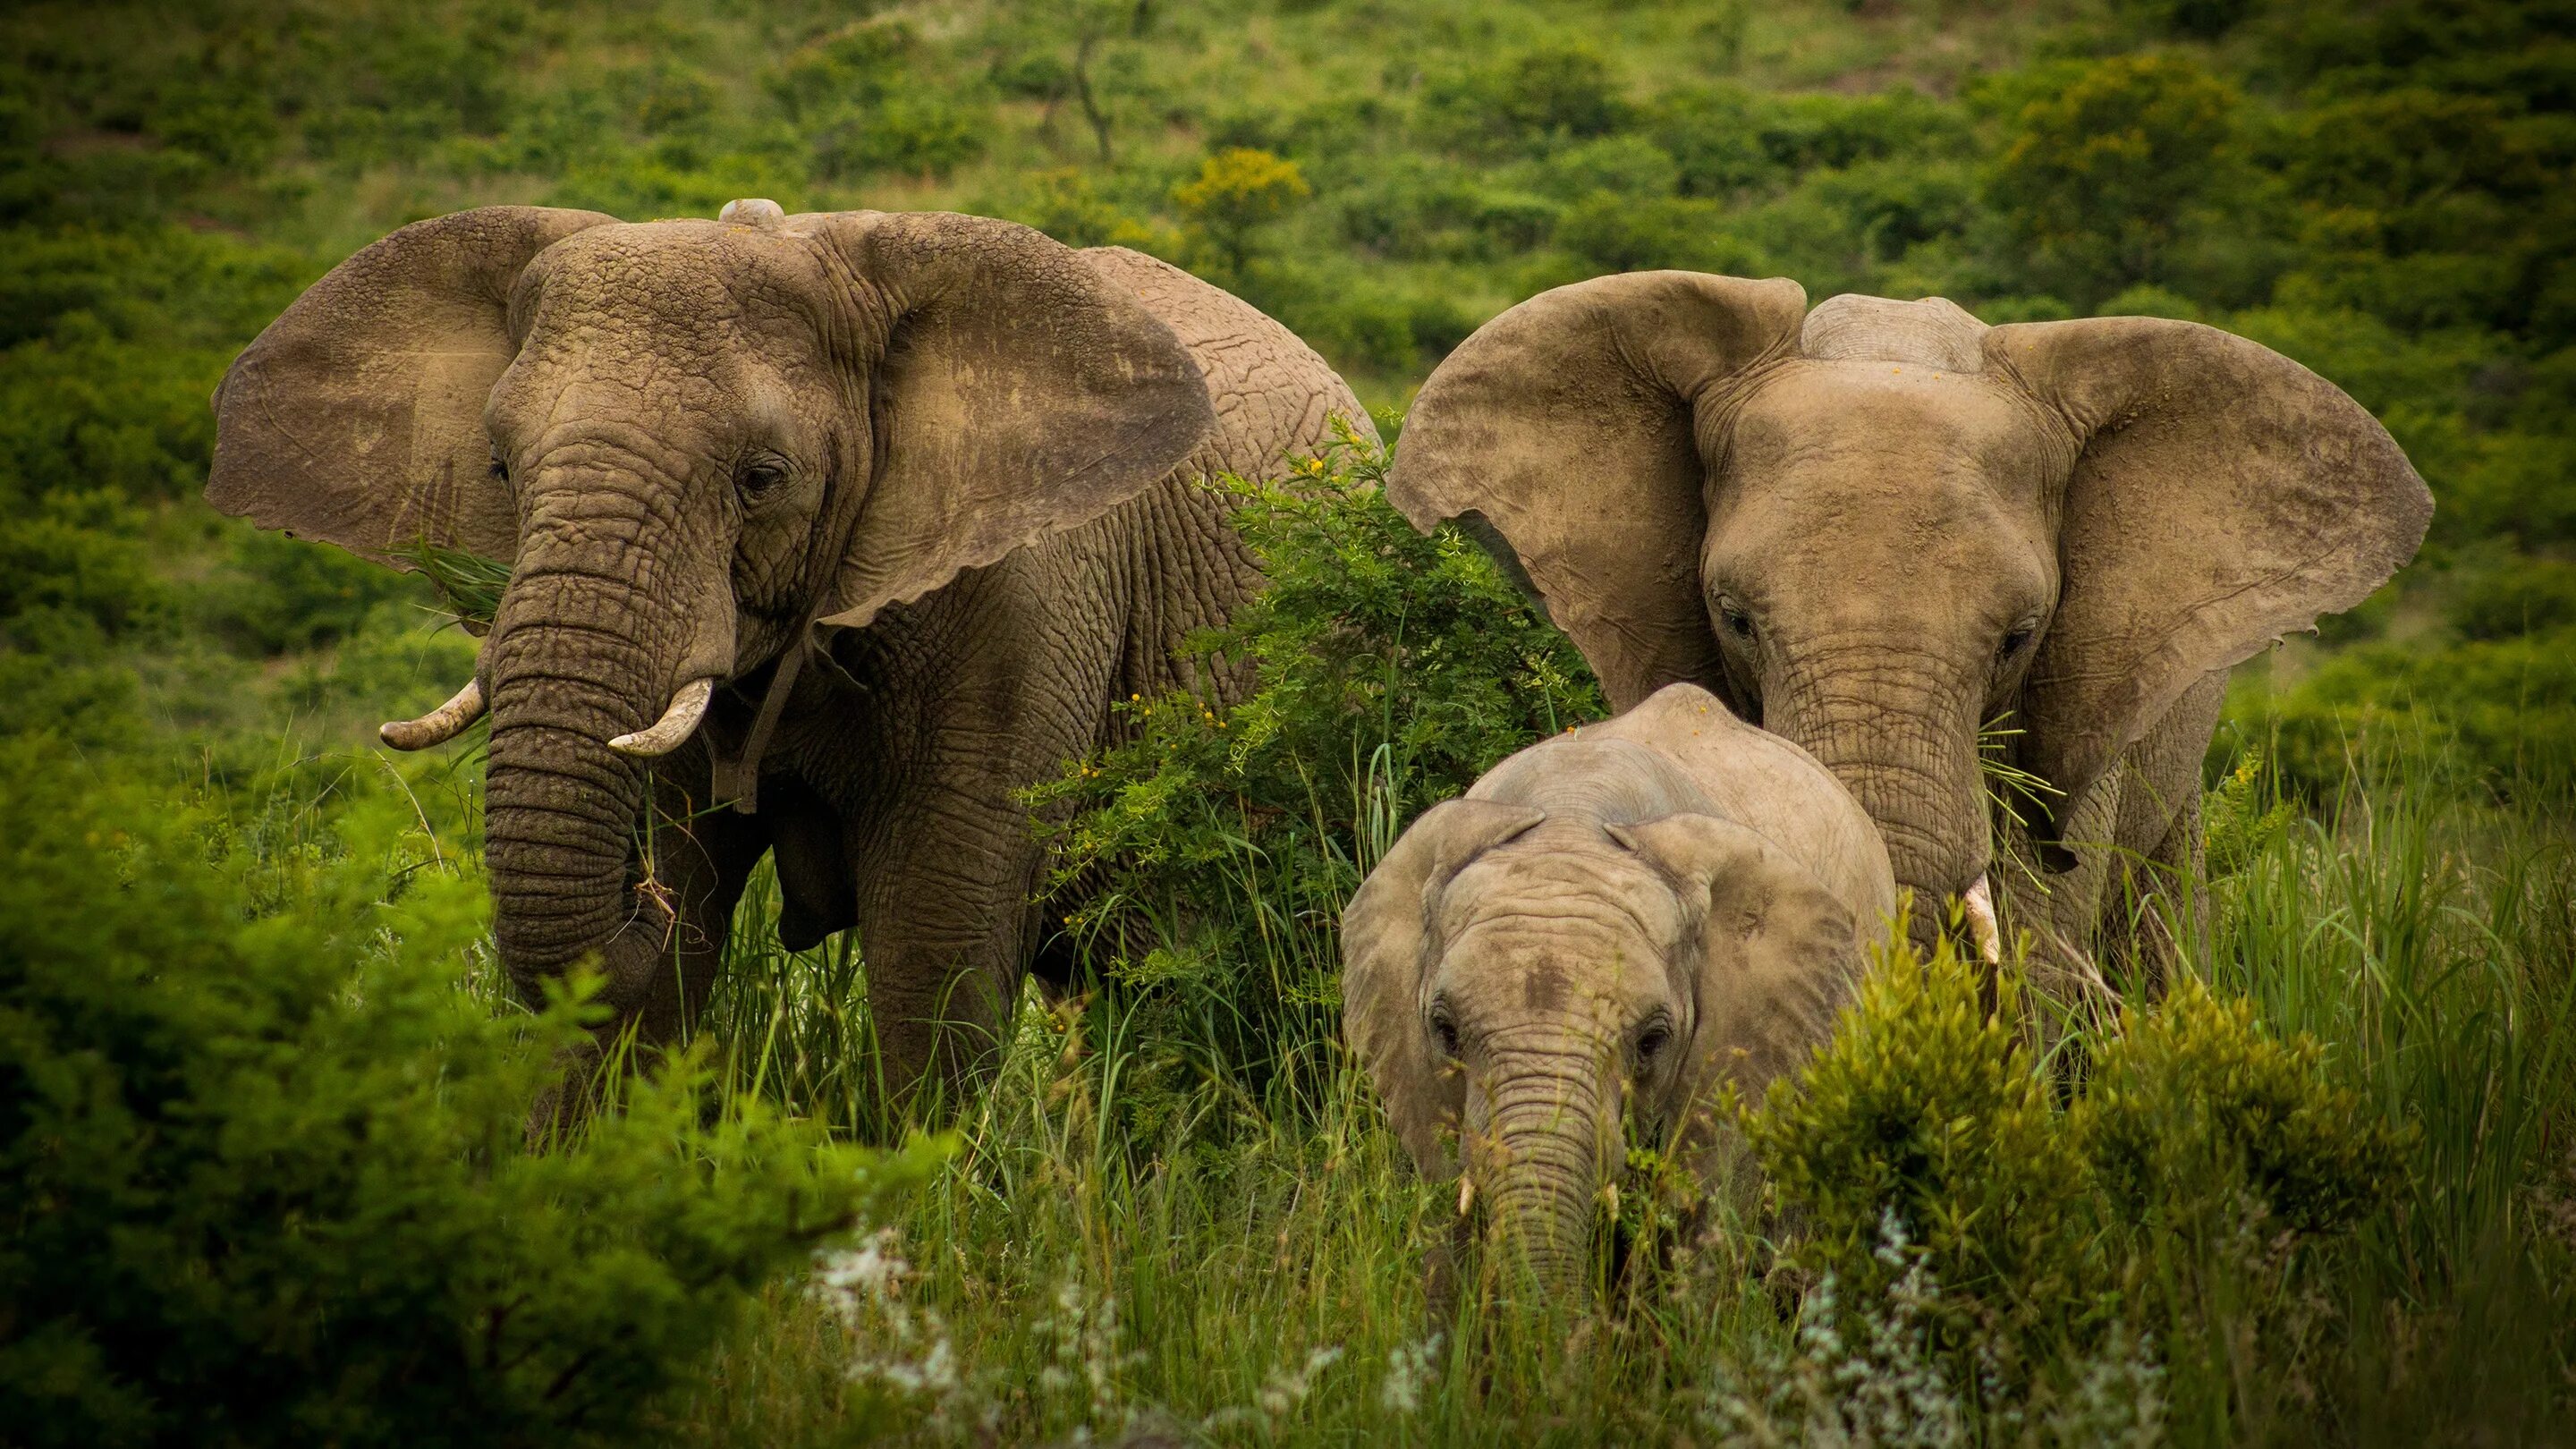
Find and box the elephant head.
[1342,757,1863,1302]
[1386,275,2431,933]
[208,203,1212,1013]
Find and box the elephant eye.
[487,448,510,485]
[1716,596,1756,641]
[1998,623,2037,659]
[1427,1003,1462,1059]
[1634,1016,1674,1064]
[737,458,791,498]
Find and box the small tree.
[1172,147,1311,281]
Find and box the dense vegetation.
[2,0,2570,1442]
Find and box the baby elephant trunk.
[1470,1043,1623,1307]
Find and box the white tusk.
[379,680,485,750]
[609,678,716,758]
[1457,1176,1476,1219]
[1962,874,2003,965]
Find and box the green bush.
[770,19,987,182]
[199,527,424,656]
[2240,623,2576,799]
[0,741,938,1447]
[1028,427,1602,1085]
[1746,922,2402,1397]
[2078,979,2405,1236]
[1986,54,2243,305]
[1418,44,1634,158]
[1744,931,2099,1373]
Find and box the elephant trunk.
[1766,653,1987,952]
[481,479,733,1013]
[1470,1041,1619,1305]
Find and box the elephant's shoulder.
[1076,247,1373,479]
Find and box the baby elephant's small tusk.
[609,678,716,758]
[1962,874,2003,965]
[379,680,485,750]
[1456,1176,1475,1219]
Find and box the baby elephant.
[1343,683,1895,1301]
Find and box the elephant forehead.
[1438,847,1682,1011]
[1731,362,2059,482]
[515,220,836,350]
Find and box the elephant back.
[1079,247,1375,483]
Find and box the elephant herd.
[207,200,2428,1296]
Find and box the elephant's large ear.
[1386,273,1808,711]
[1610,814,1860,1124]
[207,207,618,564]
[1341,798,1546,1173]
[1990,318,2432,843]
[801,212,1216,633]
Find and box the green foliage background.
[1,0,2572,1443]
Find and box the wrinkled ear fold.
[1610,814,1861,1123]
[1385,272,1807,711]
[207,206,618,565]
[1340,798,1546,1173]
[1989,318,2432,844]
[800,212,1216,632]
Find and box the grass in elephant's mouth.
[398,542,511,631]
[664,760,2576,1447]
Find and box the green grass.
[644,756,2575,1446]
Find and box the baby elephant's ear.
[1610,814,1860,1118]
[798,211,1216,636]
[1341,798,1545,1173]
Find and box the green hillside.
[4,2,2572,1444]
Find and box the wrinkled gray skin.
[208,204,1368,1117]
[1344,683,1896,1304]
[1388,278,2430,980]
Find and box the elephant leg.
[2093,671,2227,996]
[844,777,1055,1124]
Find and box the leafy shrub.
[2450,556,2576,640]
[1013,166,1182,255]
[1744,930,2100,1372]
[0,488,172,641]
[2077,978,2405,1235]
[1746,923,2402,1396]
[1986,54,2242,304]
[2244,624,2576,797]
[1028,427,1602,1080]
[1553,193,1754,276]
[1172,147,1309,279]
[768,20,987,181]
[1418,44,1634,157]
[0,741,938,1447]
[199,527,424,656]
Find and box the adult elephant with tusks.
[1387,275,2430,985]
[208,199,1370,1125]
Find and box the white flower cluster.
[1697,1208,2166,1449]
